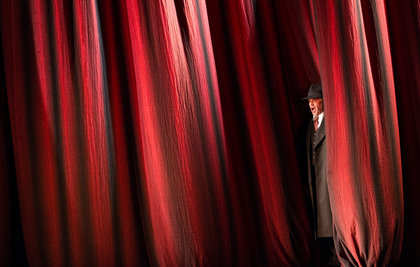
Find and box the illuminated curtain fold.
[206,0,313,265]
[2,0,117,265]
[1,0,236,266]
[309,1,404,266]
[0,0,417,266]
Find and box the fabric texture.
[0,0,417,266]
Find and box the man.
[302,84,339,266]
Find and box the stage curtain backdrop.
[1,0,418,266]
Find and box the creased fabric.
[0,0,415,266]
[310,1,403,266]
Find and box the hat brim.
[301,95,322,100]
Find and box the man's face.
[308,98,324,117]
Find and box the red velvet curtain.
[0,0,417,266]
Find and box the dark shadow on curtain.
[0,30,29,267]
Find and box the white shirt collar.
[314,112,324,126]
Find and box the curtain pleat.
[386,1,420,265]
[100,0,234,265]
[206,0,313,265]
[0,0,416,266]
[311,0,403,266]
[0,35,11,267]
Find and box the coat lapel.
[306,120,312,151]
[314,118,325,148]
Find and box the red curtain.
[311,1,403,266]
[0,0,417,266]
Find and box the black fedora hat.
[302,84,323,100]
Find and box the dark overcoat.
[306,117,333,238]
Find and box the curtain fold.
[386,1,420,265]
[207,0,312,265]
[111,0,234,265]
[311,0,403,265]
[0,35,11,267]
[0,0,416,266]
[2,0,116,265]
[286,0,320,84]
